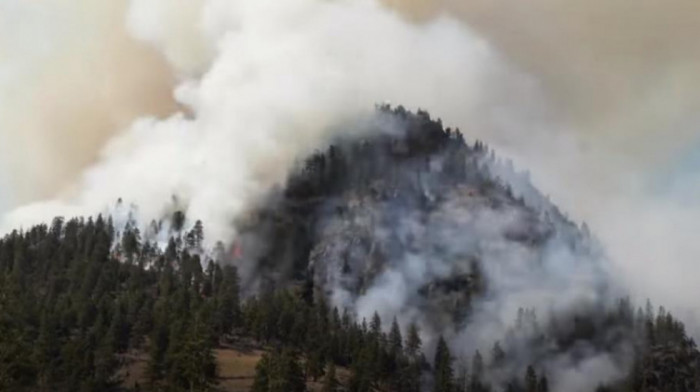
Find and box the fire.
[232,242,243,259]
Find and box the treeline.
[285,105,491,201]
[245,289,700,392]
[245,289,425,392]
[1,213,698,392]
[0,215,237,391]
[0,212,458,391]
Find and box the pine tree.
[349,345,375,392]
[322,362,339,392]
[403,322,423,392]
[434,336,453,392]
[214,265,240,335]
[276,350,307,392]
[389,318,403,355]
[470,350,485,392]
[491,341,505,368]
[176,318,217,391]
[305,349,325,382]
[252,353,272,392]
[172,211,186,232]
[406,323,422,359]
[524,365,537,392]
[122,224,141,261]
[537,373,549,392]
[253,349,307,392]
[107,302,130,353]
[192,220,204,249]
[454,361,468,392]
[370,312,382,339]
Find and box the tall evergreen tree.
[321,362,339,392]
[470,350,486,392]
[434,336,453,392]
[389,318,403,355]
[406,323,422,359]
[537,373,549,392]
[252,353,272,392]
[524,366,538,392]
[491,341,505,368]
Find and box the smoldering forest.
[219,106,671,391]
[1,0,699,391]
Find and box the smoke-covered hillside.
[0,108,698,392]
[231,106,699,391]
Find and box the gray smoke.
[2,0,537,245]
[381,0,700,329]
[297,113,628,390]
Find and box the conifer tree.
[537,373,549,392]
[172,315,217,391]
[322,362,339,392]
[524,365,538,392]
[491,341,505,368]
[389,317,403,355]
[370,312,382,339]
[470,350,485,392]
[434,336,454,392]
[406,323,422,359]
[252,353,272,392]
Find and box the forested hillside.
[0,107,698,392]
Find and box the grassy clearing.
[121,340,349,391]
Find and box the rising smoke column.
[380,0,700,325]
[1,0,543,245]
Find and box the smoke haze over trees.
[3,0,700,329]
[0,109,698,391]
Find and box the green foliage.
[0,217,226,392]
[433,336,453,392]
[252,349,306,392]
[321,362,339,392]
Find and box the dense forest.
[0,106,698,391]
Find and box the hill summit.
[0,107,697,391]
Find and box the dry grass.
[216,340,266,392]
[120,340,350,391]
[120,351,149,390]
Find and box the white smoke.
[380,0,700,333]
[2,0,542,247]
[310,151,622,389]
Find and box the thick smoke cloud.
[382,0,700,147]
[300,118,624,390]
[2,0,541,246]
[381,0,700,331]
[0,0,177,209]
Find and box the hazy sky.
[0,0,177,207]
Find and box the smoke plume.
[2,0,540,245]
[380,0,700,330]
